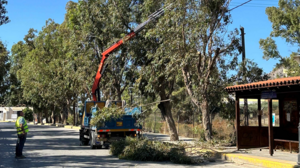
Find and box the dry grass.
[144,114,234,142]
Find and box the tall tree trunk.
[61,105,67,124]
[230,120,236,145]
[38,112,42,123]
[60,112,65,124]
[57,114,61,124]
[67,99,71,117]
[117,90,122,101]
[158,90,179,141]
[45,109,49,123]
[51,105,55,124]
[73,101,76,126]
[200,96,212,141]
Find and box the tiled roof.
[225,76,300,92]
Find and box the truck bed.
[97,115,142,131]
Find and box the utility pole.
[240,27,248,126]
[240,27,246,82]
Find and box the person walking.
[15,111,29,159]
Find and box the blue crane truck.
[79,101,142,149]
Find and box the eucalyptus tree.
[0,40,10,104]
[125,0,180,141]
[66,0,139,101]
[259,0,300,76]
[9,29,37,106]
[18,19,94,124]
[0,0,9,26]
[141,0,241,141]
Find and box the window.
[261,99,280,127]
[239,99,259,126]
[261,99,269,126]
[272,100,280,127]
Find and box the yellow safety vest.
[15,116,29,134]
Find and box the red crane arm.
[92,32,136,101]
[91,4,173,101]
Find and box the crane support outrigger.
[91,3,173,101]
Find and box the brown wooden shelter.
[226,76,300,156]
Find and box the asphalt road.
[0,122,252,168]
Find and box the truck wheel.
[81,140,89,146]
[90,133,96,149]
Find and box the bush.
[67,115,74,125]
[110,137,193,164]
[23,107,33,121]
[110,139,126,156]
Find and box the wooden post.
[268,99,274,156]
[236,94,240,150]
[258,98,261,147]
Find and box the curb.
[30,122,81,130]
[221,153,300,168]
[64,125,81,130]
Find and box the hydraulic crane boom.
[92,3,173,101]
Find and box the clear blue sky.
[0,0,297,74]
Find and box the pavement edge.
[221,152,300,168]
[28,122,81,130]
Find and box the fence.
[142,109,234,141]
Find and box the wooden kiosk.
[226,76,300,156]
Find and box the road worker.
[15,111,28,159]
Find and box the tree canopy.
[259,0,300,77]
[0,0,9,26]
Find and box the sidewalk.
[220,148,299,168]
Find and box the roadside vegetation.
[23,107,33,121]
[110,137,193,164]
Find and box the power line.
[229,0,253,11]
[230,3,277,6]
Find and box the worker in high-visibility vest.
[15,111,28,159]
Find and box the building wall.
[0,107,33,121]
[268,66,286,80]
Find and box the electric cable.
[229,0,253,11]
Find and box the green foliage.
[0,40,10,105]
[110,137,193,164]
[23,107,33,121]
[259,37,281,60]
[67,115,74,125]
[259,0,300,75]
[0,0,9,26]
[266,0,300,45]
[8,29,36,106]
[90,105,125,127]
[67,0,137,101]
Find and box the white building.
[0,107,33,121]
